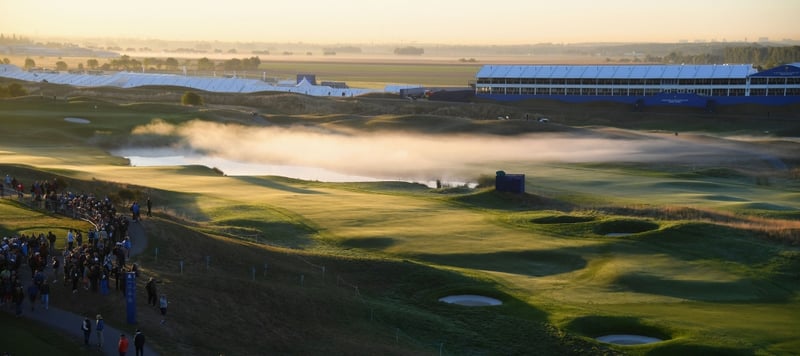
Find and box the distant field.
[2,52,606,89]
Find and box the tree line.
[11,56,264,73]
[645,46,800,69]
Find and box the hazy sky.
[1,0,798,44]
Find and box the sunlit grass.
[1,89,799,355]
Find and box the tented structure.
[0,64,375,97]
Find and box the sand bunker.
[438,295,502,306]
[64,117,90,124]
[596,334,662,345]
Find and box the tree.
[87,59,99,70]
[181,91,203,106]
[24,57,35,70]
[55,61,68,71]
[165,57,179,70]
[7,83,27,97]
[197,57,215,71]
[393,46,424,55]
[224,58,242,71]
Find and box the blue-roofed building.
[474,63,800,107]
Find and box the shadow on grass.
[612,272,795,302]
[340,236,397,250]
[232,176,325,194]
[593,219,659,235]
[645,343,756,356]
[214,219,317,249]
[700,194,748,202]
[411,250,587,277]
[450,190,573,212]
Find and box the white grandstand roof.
[0,64,375,97]
[476,64,757,79]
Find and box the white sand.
[438,295,502,306]
[64,117,91,124]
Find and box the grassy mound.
[531,214,596,224]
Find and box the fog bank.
[122,119,770,181]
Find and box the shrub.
[0,83,28,98]
[181,91,203,106]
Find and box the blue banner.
[125,272,136,324]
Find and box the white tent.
[0,64,376,97]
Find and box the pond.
[112,147,472,188]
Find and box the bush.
[0,83,28,98]
[181,91,203,106]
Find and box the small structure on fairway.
[495,170,525,194]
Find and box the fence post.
[263,262,268,277]
[300,274,304,286]
[180,260,184,274]
[154,247,158,263]
[251,266,256,281]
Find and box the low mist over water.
[114,119,780,182]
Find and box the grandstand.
[475,63,800,107]
[0,64,375,97]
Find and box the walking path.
[9,220,160,356]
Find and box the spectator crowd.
[1,173,141,328]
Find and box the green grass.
[1,87,799,355]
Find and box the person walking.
[145,277,157,307]
[134,329,146,356]
[27,282,38,312]
[51,256,60,283]
[118,333,130,356]
[81,317,92,345]
[159,294,168,324]
[96,314,105,347]
[12,283,24,317]
[66,229,74,250]
[39,280,50,310]
[146,197,152,217]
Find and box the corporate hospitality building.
[474,63,800,107]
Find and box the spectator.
[81,317,92,345]
[39,280,50,310]
[27,282,38,311]
[66,229,74,251]
[146,277,157,307]
[118,334,129,356]
[134,329,146,356]
[12,283,24,317]
[159,294,168,324]
[96,314,105,347]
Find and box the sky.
[1,0,798,44]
